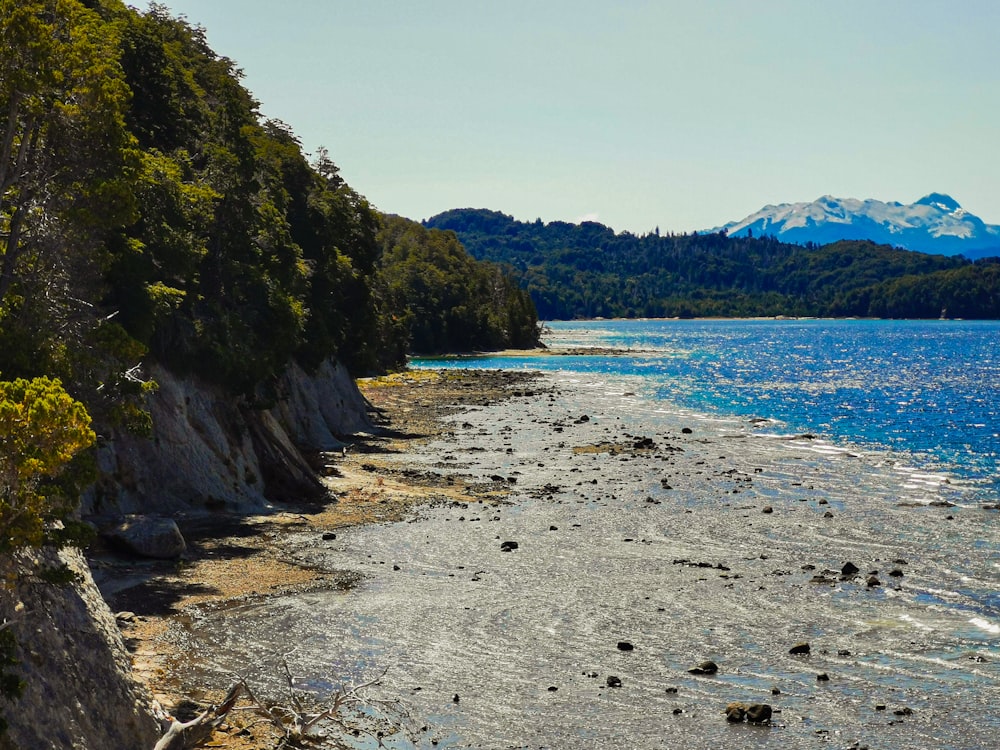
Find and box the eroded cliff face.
[85,357,376,517]
[1,357,376,749]
[272,358,375,450]
[0,549,161,750]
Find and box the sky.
[160,0,999,234]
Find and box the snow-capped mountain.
[716,193,1000,258]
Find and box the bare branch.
[152,681,244,750]
[219,664,403,747]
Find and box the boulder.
[725,702,747,722]
[105,515,186,559]
[789,642,811,655]
[746,703,773,724]
[688,660,719,675]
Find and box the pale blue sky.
[160,0,999,232]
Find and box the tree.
[0,377,95,552]
[0,0,137,381]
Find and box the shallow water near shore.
[173,329,999,749]
[424,319,1000,504]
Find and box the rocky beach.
[99,366,999,750]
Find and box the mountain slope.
[717,194,1000,259]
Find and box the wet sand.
[101,368,999,749]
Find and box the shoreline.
[96,366,999,749]
[94,368,542,748]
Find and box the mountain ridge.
[715,193,1000,258]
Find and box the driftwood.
[152,681,243,750]
[152,662,402,749]
[232,661,397,747]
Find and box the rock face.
[270,358,374,449]
[85,357,376,517]
[0,549,160,750]
[8,356,378,749]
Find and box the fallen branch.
[231,661,402,747]
[152,681,243,750]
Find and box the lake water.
[415,319,1000,505]
[182,319,1000,749]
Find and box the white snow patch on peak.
[712,192,1000,257]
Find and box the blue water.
[413,319,1000,503]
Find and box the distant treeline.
[425,209,1000,320]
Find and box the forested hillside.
[0,2,539,737]
[378,216,538,354]
[426,209,1000,320]
[0,1,539,393]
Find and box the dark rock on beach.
[689,660,719,675]
[723,700,773,725]
[725,702,747,722]
[789,642,811,655]
[500,540,519,552]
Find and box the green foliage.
[377,216,540,354]
[0,377,95,552]
[0,0,139,385]
[103,9,396,386]
[426,209,1000,319]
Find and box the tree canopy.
[377,216,539,354]
[0,0,541,555]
